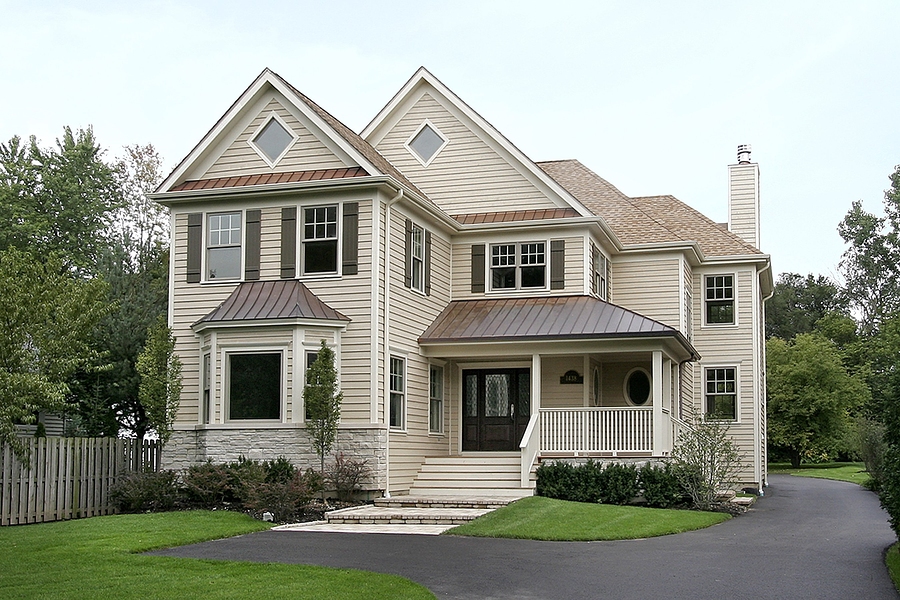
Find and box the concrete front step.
[414,470,521,481]
[324,505,492,525]
[375,496,516,509]
[406,486,533,498]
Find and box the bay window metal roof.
[193,280,349,327]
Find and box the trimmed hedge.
[536,460,688,507]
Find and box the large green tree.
[765,272,848,340]
[0,249,108,456]
[767,333,869,467]
[0,127,121,275]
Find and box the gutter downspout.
[757,260,773,493]
[382,188,403,498]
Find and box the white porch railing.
[539,407,654,454]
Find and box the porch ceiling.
[418,296,697,360]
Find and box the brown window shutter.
[342,202,359,275]
[404,218,413,288]
[280,207,296,278]
[550,239,565,290]
[471,244,485,293]
[244,209,261,281]
[424,230,432,296]
[186,213,202,283]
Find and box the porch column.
[652,351,664,455]
[531,353,541,412]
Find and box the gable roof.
[362,67,593,218]
[156,69,430,204]
[419,296,697,359]
[193,280,349,329]
[537,159,761,258]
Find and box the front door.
[462,369,530,451]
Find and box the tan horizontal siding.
[204,97,348,179]
[611,256,680,328]
[373,92,560,214]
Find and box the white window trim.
[702,272,738,328]
[404,119,449,167]
[703,364,740,422]
[300,203,341,277]
[222,346,287,423]
[488,240,549,292]
[205,210,244,283]
[622,367,652,407]
[429,363,445,435]
[410,222,426,294]
[247,112,298,168]
[389,354,407,431]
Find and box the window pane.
[390,357,404,428]
[409,124,444,163]
[208,246,242,280]
[429,366,443,433]
[253,118,293,162]
[707,301,734,324]
[627,371,651,406]
[492,267,516,289]
[485,374,510,417]
[229,353,280,420]
[304,240,337,273]
[521,265,545,288]
[465,374,478,417]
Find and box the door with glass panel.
[462,369,530,451]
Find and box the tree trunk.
[789,449,802,468]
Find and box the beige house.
[153,68,772,497]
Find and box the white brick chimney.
[728,144,760,248]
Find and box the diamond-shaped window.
[407,123,447,165]
[252,117,294,163]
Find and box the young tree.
[304,340,342,477]
[767,334,869,467]
[0,249,108,457]
[136,316,182,444]
[670,411,743,510]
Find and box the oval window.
[625,369,651,406]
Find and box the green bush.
[225,456,267,503]
[243,469,320,522]
[598,463,638,505]
[263,456,296,484]
[325,454,371,502]
[535,461,577,500]
[639,463,688,508]
[110,469,179,512]
[182,460,231,507]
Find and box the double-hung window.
[592,246,608,300]
[429,365,443,433]
[491,242,546,290]
[302,205,338,274]
[410,224,425,292]
[389,356,405,429]
[705,367,737,420]
[705,274,735,325]
[207,212,242,280]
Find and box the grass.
[445,496,730,541]
[768,461,872,486]
[0,510,434,600]
[887,543,900,591]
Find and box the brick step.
[374,496,515,509]
[325,505,492,525]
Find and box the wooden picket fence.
[0,437,159,526]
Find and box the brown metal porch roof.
[194,280,350,327]
[419,296,696,356]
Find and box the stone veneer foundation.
[162,425,388,492]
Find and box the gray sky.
[2,1,898,280]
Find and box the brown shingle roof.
[452,208,580,225]
[170,167,369,192]
[194,280,349,327]
[536,159,761,257]
[419,296,694,356]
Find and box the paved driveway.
[152,474,898,599]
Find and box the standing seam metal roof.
[193,280,350,327]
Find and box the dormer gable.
[362,68,591,219]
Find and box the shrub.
[225,456,267,503]
[263,456,296,484]
[670,415,743,511]
[110,469,179,512]
[181,460,231,507]
[535,461,577,500]
[639,463,688,508]
[598,463,638,505]
[244,469,320,522]
[857,416,886,490]
[325,453,371,501]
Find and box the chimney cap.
[737,144,752,164]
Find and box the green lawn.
[445,496,730,541]
[769,462,871,486]
[0,510,434,600]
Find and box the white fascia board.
[158,69,386,194]
[192,317,349,335]
[619,241,705,266]
[362,68,593,218]
[457,216,622,249]
[419,336,695,363]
